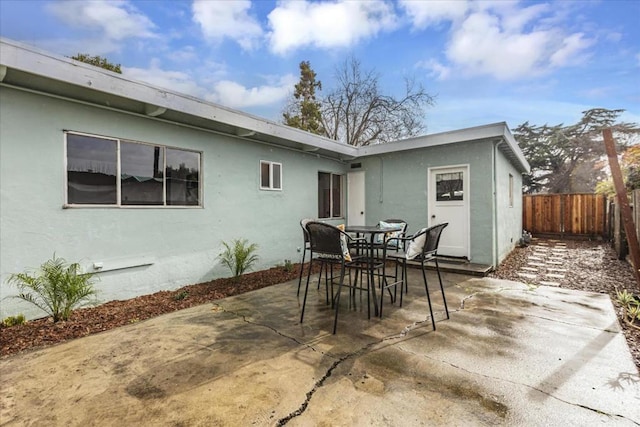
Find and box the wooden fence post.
[603,129,640,285]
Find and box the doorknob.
[360,211,364,215]
[431,215,436,219]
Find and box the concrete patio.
[1,270,638,426]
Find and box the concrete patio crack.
[214,303,320,352]
[275,339,382,426]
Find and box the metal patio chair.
[382,223,450,330]
[300,221,380,334]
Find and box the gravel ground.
[489,238,640,371]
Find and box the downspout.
[379,156,384,203]
[493,140,505,269]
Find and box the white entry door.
[347,171,365,226]
[428,166,469,258]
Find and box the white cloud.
[399,0,469,28]
[406,2,593,81]
[442,6,592,80]
[208,74,297,108]
[267,0,398,54]
[417,59,451,80]
[446,12,551,80]
[549,33,593,67]
[123,60,203,98]
[47,0,157,41]
[192,0,263,50]
[122,60,294,109]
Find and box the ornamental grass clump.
[8,255,98,322]
[218,239,259,279]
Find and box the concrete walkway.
[1,271,639,426]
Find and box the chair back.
[305,221,344,259]
[300,218,313,243]
[423,223,448,257]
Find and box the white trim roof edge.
[0,38,357,158]
[0,38,529,173]
[358,122,530,173]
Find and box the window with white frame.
[260,160,282,190]
[318,172,343,218]
[65,131,201,207]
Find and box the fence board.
[523,193,606,237]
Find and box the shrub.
[283,259,294,273]
[2,314,26,327]
[218,239,259,278]
[616,289,640,330]
[8,255,98,322]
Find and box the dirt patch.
[489,238,640,371]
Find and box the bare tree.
[321,57,435,147]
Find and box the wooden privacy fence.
[523,193,607,237]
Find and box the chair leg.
[399,260,407,307]
[296,247,307,296]
[300,257,314,324]
[332,263,347,334]
[421,262,437,331]
[435,258,450,319]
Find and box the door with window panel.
[428,166,469,258]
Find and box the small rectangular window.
[65,132,201,207]
[436,172,463,201]
[260,161,282,190]
[318,172,343,218]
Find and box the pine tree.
[71,53,122,74]
[283,61,324,135]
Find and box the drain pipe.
[493,139,505,269]
[379,156,384,203]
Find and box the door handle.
[360,211,364,215]
[431,215,436,219]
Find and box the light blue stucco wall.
[354,139,505,266]
[494,144,524,264]
[0,87,348,319]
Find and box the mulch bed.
[0,265,313,357]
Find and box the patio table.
[345,224,403,316]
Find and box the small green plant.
[174,290,189,301]
[2,314,26,327]
[616,289,640,330]
[283,259,294,273]
[218,239,259,279]
[8,255,98,322]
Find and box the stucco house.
[0,39,530,319]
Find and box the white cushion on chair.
[406,228,427,260]
[336,224,352,262]
[375,220,406,244]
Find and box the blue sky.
[1,0,638,134]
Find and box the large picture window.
[66,132,201,207]
[318,172,342,218]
